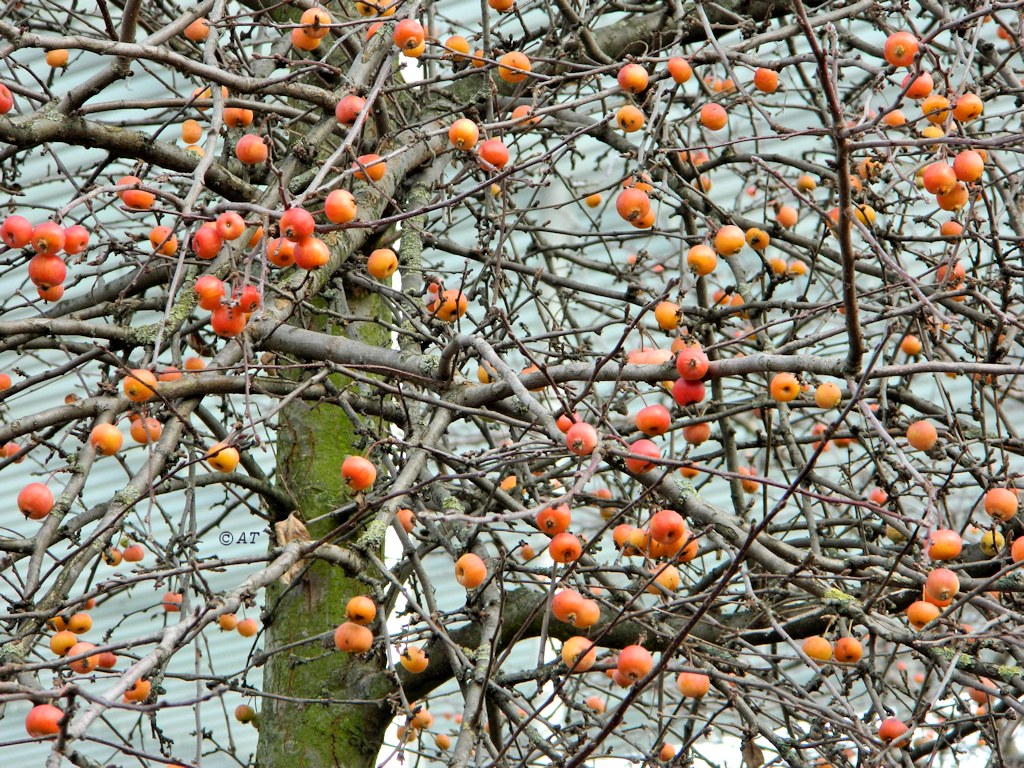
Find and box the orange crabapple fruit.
[676,672,710,697]
[341,455,376,491]
[624,438,660,473]
[334,621,373,653]
[617,63,649,93]
[25,704,64,738]
[205,442,240,472]
[616,644,652,682]
[906,420,938,450]
[455,553,487,588]
[561,636,598,672]
[984,488,1018,521]
[884,31,919,67]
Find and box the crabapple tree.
[2,0,1024,766]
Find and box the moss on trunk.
[256,277,393,767]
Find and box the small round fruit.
[341,455,376,491]
[300,6,332,38]
[392,18,425,52]
[906,599,940,629]
[683,422,711,445]
[814,382,842,409]
[455,553,487,588]
[925,568,960,603]
[1,215,33,248]
[617,63,649,93]
[346,595,377,625]
[62,225,90,255]
[616,188,652,224]
[103,548,123,566]
[833,637,863,663]
[396,507,415,533]
[927,529,963,561]
[1012,537,1024,563]
[921,94,950,124]
[184,18,210,42]
[548,532,582,563]
[635,404,671,437]
[45,49,69,67]
[666,57,692,83]
[162,592,183,611]
[477,139,510,170]
[878,717,910,745]
[28,254,67,290]
[654,301,679,330]
[752,67,779,93]
[67,641,98,673]
[616,105,645,133]
[123,369,157,402]
[149,226,178,256]
[219,613,239,631]
[96,651,117,669]
[324,189,357,225]
[984,488,1018,521]
[906,420,938,450]
[675,342,709,380]
[366,248,398,280]
[335,94,367,126]
[616,644,653,682]
[67,612,92,634]
[353,153,387,182]
[50,630,78,656]
[211,305,247,337]
[686,243,718,275]
[625,438,660,474]
[899,335,922,357]
[279,207,315,242]
[884,32,919,67]
[448,118,479,150]
[980,530,1004,557]
[676,671,710,697]
[400,646,429,673]
[953,150,984,183]
[235,134,268,165]
[649,509,685,546]
[237,618,259,637]
[31,221,65,256]
[713,225,745,256]
[124,679,152,703]
[953,93,983,122]
[551,589,585,623]
[205,442,240,472]
[89,424,123,456]
[922,162,957,196]
[537,503,571,535]
[497,51,531,83]
[566,422,598,456]
[334,621,373,652]
[802,635,833,661]
[579,594,611,627]
[699,103,727,130]
[770,372,801,402]
[561,636,597,672]
[117,176,156,210]
[18,482,54,520]
[25,704,64,738]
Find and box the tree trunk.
[256,291,393,767]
